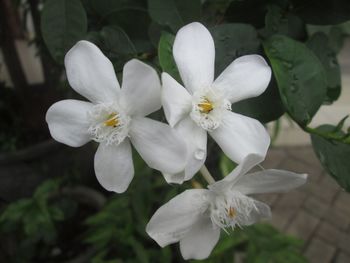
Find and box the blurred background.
[0,0,350,262]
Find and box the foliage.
[0,179,66,262]
[0,175,307,262]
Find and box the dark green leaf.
[261,5,306,40]
[232,77,285,123]
[41,0,87,64]
[210,23,260,75]
[158,32,181,81]
[88,0,145,18]
[263,35,327,125]
[148,0,201,32]
[103,8,151,41]
[100,26,137,57]
[225,0,267,28]
[307,32,341,103]
[311,125,350,191]
[290,0,350,25]
[219,154,237,176]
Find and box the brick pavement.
[260,146,350,263]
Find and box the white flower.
[146,154,307,260]
[162,22,272,184]
[46,41,187,193]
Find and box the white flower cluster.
[46,22,307,260]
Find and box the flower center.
[190,88,231,131]
[228,207,236,219]
[209,191,257,231]
[88,103,130,146]
[104,113,119,127]
[198,98,214,114]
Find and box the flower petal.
[210,111,270,164]
[94,140,134,193]
[180,217,220,260]
[129,117,187,174]
[46,99,93,147]
[65,40,120,104]
[173,22,215,93]
[120,59,161,117]
[161,73,192,127]
[213,55,271,103]
[242,199,271,226]
[165,117,207,184]
[146,189,210,247]
[233,170,308,195]
[209,153,264,193]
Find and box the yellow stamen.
[228,207,236,218]
[104,113,119,127]
[198,98,213,114]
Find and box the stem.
[199,165,216,184]
[303,126,347,141]
[0,0,27,93]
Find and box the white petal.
[65,40,120,104]
[165,117,207,184]
[242,199,271,226]
[120,59,161,117]
[129,117,187,174]
[210,111,270,164]
[46,99,92,147]
[173,22,215,93]
[146,189,210,247]
[161,73,192,127]
[233,170,307,195]
[213,55,272,103]
[209,153,264,193]
[94,140,134,193]
[180,217,220,260]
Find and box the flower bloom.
[46,41,187,193]
[146,154,307,260]
[162,22,272,183]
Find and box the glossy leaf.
[262,5,306,40]
[158,32,181,81]
[41,0,87,64]
[210,23,260,75]
[290,0,350,25]
[307,32,341,104]
[311,125,350,191]
[232,78,285,124]
[100,26,137,57]
[148,0,201,32]
[264,35,327,126]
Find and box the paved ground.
[259,146,350,263]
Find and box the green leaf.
[311,125,350,191]
[148,0,201,32]
[88,0,145,18]
[307,32,341,103]
[41,0,87,64]
[225,0,268,28]
[219,154,237,177]
[232,77,285,124]
[290,0,350,25]
[263,35,327,126]
[210,23,260,75]
[100,26,137,57]
[158,32,181,81]
[261,5,306,40]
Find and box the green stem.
[303,126,348,142]
[199,165,216,185]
